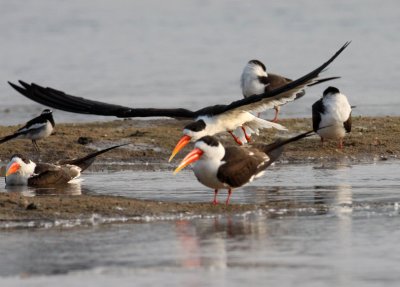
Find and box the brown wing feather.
[265,73,292,89]
[217,147,270,188]
[28,165,80,187]
[28,170,71,187]
[34,163,59,174]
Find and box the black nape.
[198,136,219,147]
[184,120,206,132]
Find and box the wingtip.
[7,81,17,88]
[8,80,28,95]
[18,80,31,88]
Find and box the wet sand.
[0,191,321,223]
[0,116,399,223]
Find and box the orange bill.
[6,162,21,176]
[169,135,192,162]
[173,148,203,175]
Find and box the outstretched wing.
[9,42,349,119]
[8,81,197,119]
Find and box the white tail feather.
[232,118,287,144]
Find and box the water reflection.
[3,180,83,196]
[174,214,272,270]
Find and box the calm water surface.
[1,161,400,286]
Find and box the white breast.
[192,159,226,190]
[318,93,351,139]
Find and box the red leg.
[213,189,219,205]
[228,131,243,145]
[225,189,232,205]
[271,106,279,123]
[241,126,251,142]
[338,138,343,149]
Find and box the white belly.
[192,160,226,190]
[317,124,346,140]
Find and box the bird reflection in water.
[5,179,83,196]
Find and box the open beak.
[6,162,21,176]
[173,148,203,175]
[169,135,192,162]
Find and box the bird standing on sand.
[312,86,352,149]
[5,144,126,186]
[240,59,339,122]
[9,42,350,160]
[0,109,55,152]
[173,131,314,205]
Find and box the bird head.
[173,136,224,174]
[41,109,55,127]
[41,109,53,115]
[247,59,267,73]
[5,154,36,183]
[169,119,207,162]
[323,86,340,97]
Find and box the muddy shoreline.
[0,116,399,225]
[0,116,398,165]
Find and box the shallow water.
[1,161,400,286]
[0,0,400,125]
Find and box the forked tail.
[59,143,128,172]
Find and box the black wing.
[9,42,350,119]
[343,112,352,133]
[17,113,47,132]
[9,81,197,119]
[58,144,127,172]
[312,98,324,132]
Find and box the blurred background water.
[0,0,399,125]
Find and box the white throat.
[192,142,226,189]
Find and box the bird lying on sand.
[5,144,127,187]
